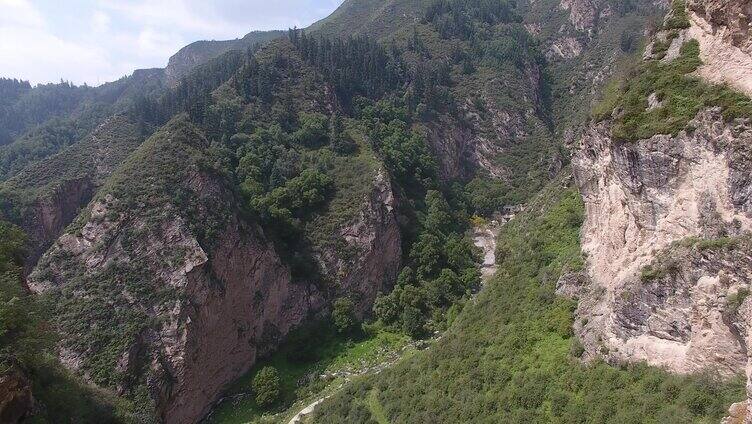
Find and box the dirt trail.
[473,224,499,280]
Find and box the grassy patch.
[367,389,389,424]
[595,39,752,142]
[664,0,690,30]
[727,288,750,317]
[303,123,382,266]
[640,264,668,282]
[0,115,143,222]
[205,324,409,424]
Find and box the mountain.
[1,0,751,423]
[312,0,752,423]
[164,31,285,85]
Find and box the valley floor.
[205,215,510,424]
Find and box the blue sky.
[0,0,343,86]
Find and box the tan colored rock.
[573,107,752,374]
[688,0,752,54]
[573,106,752,419]
[688,10,752,98]
[722,401,748,424]
[560,0,598,33]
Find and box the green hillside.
[312,178,744,423]
[2,0,744,422]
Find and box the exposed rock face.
[157,207,322,423]
[686,4,752,98]
[0,370,33,423]
[572,108,752,417]
[574,109,752,291]
[165,31,283,85]
[314,170,402,316]
[28,119,401,423]
[560,0,599,33]
[437,63,544,181]
[30,169,323,424]
[21,177,95,268]
[688,0,752,53]
[1,115,143,267]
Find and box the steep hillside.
[27,118,325,423]
[165,31,284,85]
[568,0,752,419]
[18,36,406,422]
[308,0,426,39]
[0,115,145,266]
[0,76,163,183]
[313,178,744,423]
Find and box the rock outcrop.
[433,61,545,181]
[165,31,283,85]
[0,369,33,423]
[686,1,752,97]
[572,106,752,363]
[572,102,752,421]
[0,115,143,267]
[570,1,752,417]
[28,118,401,423]
[688,0,752,54]
[314,170,402,316]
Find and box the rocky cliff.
[0,369,33,423]
[572,107,752,364]
[312,169,402,316]
[686,0,752,97]
[26,117,401,423]
[688,0,752,54]
[164,31,283,85]
[0,115,143,268]
[571,0,752,419]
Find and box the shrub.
[726,288,749,316]
[401,306,425,338]
[664,0,690,30]
[252,366,280,408]
[332,297,358,334]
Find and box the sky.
[0,0,343,86]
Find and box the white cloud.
[91,10,111,33]
[135,28,185,58]
[0,0,45,28]
[98,0,248,39]
[0,0,119,85]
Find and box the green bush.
[252,366,280,408]
[664,0,690,30]
[595,38,752,142]
[727,288,750,316]
[332,297,358,334]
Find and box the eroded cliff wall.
[28,118,401,423]
[570,0,752,420]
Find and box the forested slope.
[5,0,748,422]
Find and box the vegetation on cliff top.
[594,35,752,142]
